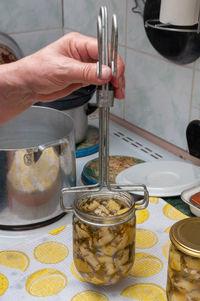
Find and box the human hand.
[22,32,125,102]
[0,32,125,125]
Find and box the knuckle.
[82,64,91,82]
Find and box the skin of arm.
[0,32,125,125]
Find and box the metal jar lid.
[169,217,200,258]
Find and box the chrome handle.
[23,138,69,166]
[110,14,118,77]
[110,183,149,210]
[60,183,101,213]
[60,194,74,213]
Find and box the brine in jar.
[73,191,136,285]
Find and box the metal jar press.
[60,6,149,286]
[61,6,149,202]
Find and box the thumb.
[69,61,112,85]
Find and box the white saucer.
[115,160,200,197]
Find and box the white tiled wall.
[0,0,200,151]
[0,0,63,56]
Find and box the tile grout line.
[61,0,64,36]
[125,45,196,71]
[9,28,62,35]
[188,65,196,122]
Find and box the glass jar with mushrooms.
[61,189,149,285]
[166,217,200,301]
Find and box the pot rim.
[0,106,75,151]
[35,85,96,111]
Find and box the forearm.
[0,60,35,125]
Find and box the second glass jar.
[166,217,200,301]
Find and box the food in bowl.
[0,44,18,64]
[190,192,200,206]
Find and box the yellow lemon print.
[149,197,159,204]
[129,252,163,277]
[26,268,67,297]
[121,283,167,301]
[163,204,188,221]
[71,261,87,282]
[0,273,9,296]
[164,226,171,233]
[34,241,68,264]
[0,250,29,271]
[136,209,149,224]
[162,240,171,259]
[49,225,66,235]
[71,290,109,301]
[136,229,158,249]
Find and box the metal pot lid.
[35,85,96,110]
[0,32,23,64]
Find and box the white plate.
[115,160,200,197]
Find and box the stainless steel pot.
[0,106,76,229]
[63,103,97,144]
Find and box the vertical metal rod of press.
[105,107,110,186]
[97,12,103,187]
[102,6,110,187]
[97,6,118,188]
[98,6,108,187]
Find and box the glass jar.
[61,188,149,285]
[166,217,200,301]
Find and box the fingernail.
[101,66,112,80]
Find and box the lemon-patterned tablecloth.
[0,198,189,301]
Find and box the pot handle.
[23,138,69,166]
[86,103,98,115]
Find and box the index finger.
[61,32,99,63]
